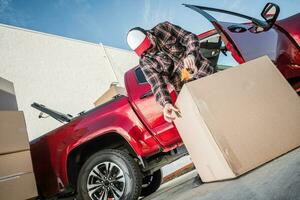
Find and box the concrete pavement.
[144,147,300,200]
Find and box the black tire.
[77,149,142,200]
[141,169,162,197]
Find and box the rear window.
[135,68,147,84]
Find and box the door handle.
[140,90,153,99]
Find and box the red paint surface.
[197,29,218,39]
[30,96,161,197]
[125,68,182,150]
[276,13,300,47]
[216,21,300,83]
[135,36,152,56]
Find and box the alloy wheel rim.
[86,161,126,200]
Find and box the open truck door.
[184,3,300,92]
[184,3,281,62]
[125,67,182,150]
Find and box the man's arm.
[161,21,203,59]
[140,58,171,107]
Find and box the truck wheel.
[141,169,162,197]
[77,149,142,200]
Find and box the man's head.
[127,27,152,57]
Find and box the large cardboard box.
[174,56,300,182]
[0,112,38,199]
[0,111,30,154]
[0,150,37,200]
[94,85,126,106]
[0,77,18,111]
[0,172,37,200]
[0,79,37,199]
[0,150,33,178]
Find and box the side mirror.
[261,3,280,30]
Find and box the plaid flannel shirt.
[139,21,215,106]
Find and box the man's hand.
[163,103,181,123]
[183,55,197,76]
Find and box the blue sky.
[0,0,299,50]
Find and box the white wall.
[0,24,138,140]
[104,45,139,86]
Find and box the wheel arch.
[66,132,139,187]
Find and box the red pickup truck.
[30,3,300,200]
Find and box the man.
[127,21,215,122]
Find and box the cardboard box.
[0,120,38,199]
[0,79,37,199]
[94,85,126,106]
[0,77,18,111]
[0,151,37,200]
[0,150,33,178]
[0,111,30,154]
[0,172,37,200]
[174,56,300,182]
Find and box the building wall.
[103,45,139,86]
[0,24,139,140]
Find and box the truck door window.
[217,41,239,70]
[199,33,238,71]
[135,68,148,84]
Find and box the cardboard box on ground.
[174,56,300,182]
[0,77,38,200]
